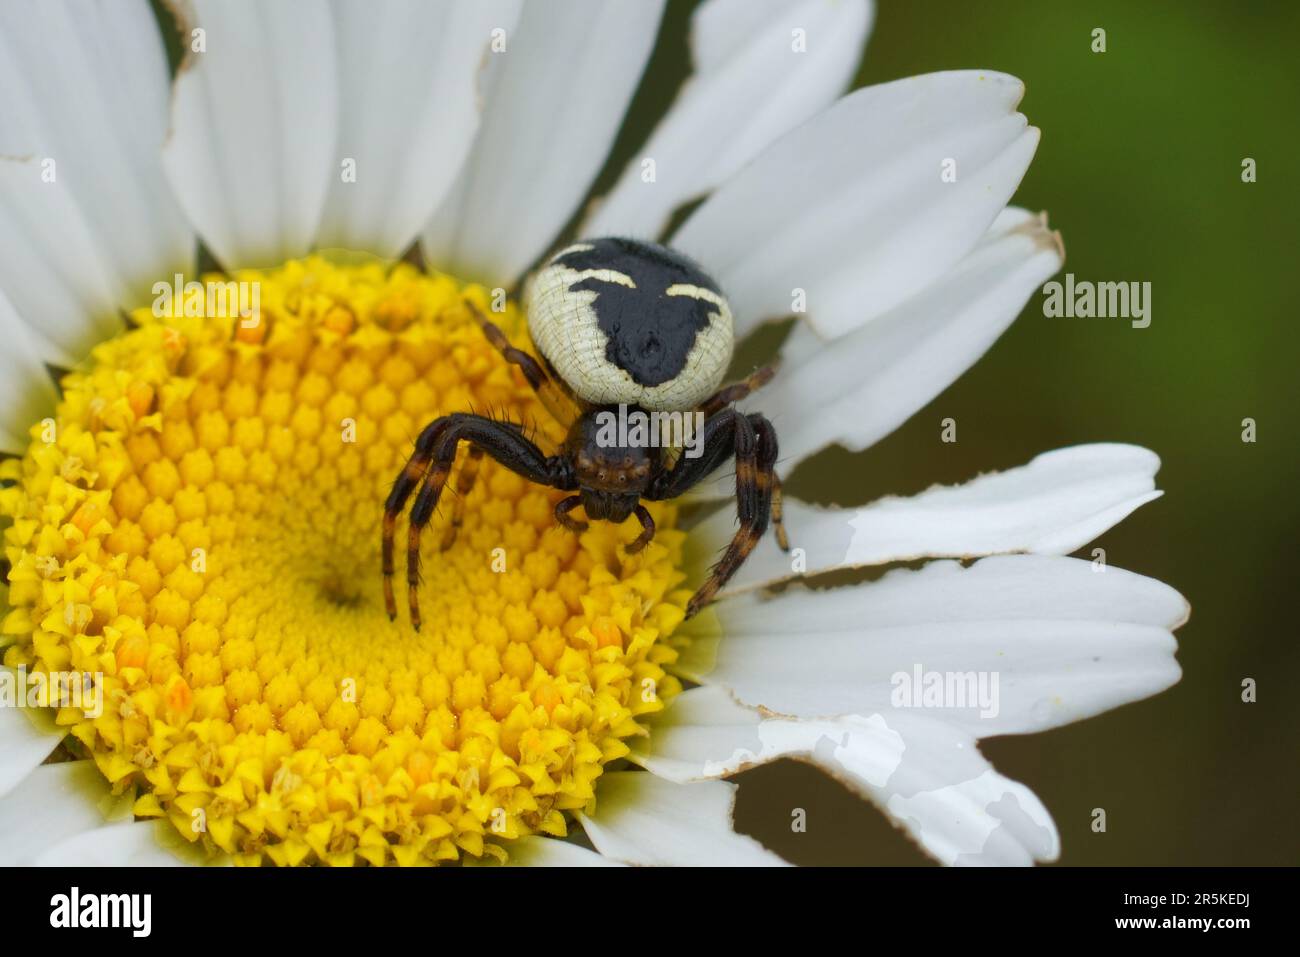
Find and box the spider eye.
[526,237,734,411]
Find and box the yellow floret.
[1,257,687,866]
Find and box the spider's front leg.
[383,413,574,630]
[696,362,777,418]
[463,299,580,429]
[647,407,786,618]
[440,445,484,552]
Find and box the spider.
[383,236,789,630]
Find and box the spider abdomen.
[527,237,734,411]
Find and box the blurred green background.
[598,0,1298,865]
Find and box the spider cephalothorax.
[383,237,787,630]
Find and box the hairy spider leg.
[384,413,574,628]
[769,472,790,552]
[660,363,778,474]
[647,408,783,617]
[753,416,790,553]
[440,445,484,551]
[697,363,778,418]
[463,298,581,429]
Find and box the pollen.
[0,257,691,866]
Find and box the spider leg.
[769,472,790,552]
[688,414,766,617]
[646,409,741,502]
[382,428,446,621]
[440,446,484,551]
[625,504,656,555]
[384,413,574,629]
[660,363,778,474]
[554,495,588,533]
[647,408,782,618]
[752,416,789,552]
[463,299,581,429]
[697,362,778,419]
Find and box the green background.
[599,0,1298,865]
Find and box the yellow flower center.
[1,257,690,866]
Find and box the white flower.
[0,0,1186,867]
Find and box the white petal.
[0,760,133,865]
[634,687,1058,865]
[161,0,337,268]
[35,820,200,866]
[0,0,195,363]
[578,770,786,866]
[0,669,65,800]
[635,685,904,788]
[0,286,58,453]
[315,0,522,258]
[686,205,1063,501]
[583,0,873,239]
[421,0,666,286]
[693,0,808,70]
[677,555,1187,736]
[770,206,1063,466]
[698,444,1163,593]
[673,71,1040,340]
[507,835,621,867]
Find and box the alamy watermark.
[152,273,260,326]
[50,887,150,937]
[1042,273,1151,328]
[593,403,705,459]
[890,664,1000,719]
[0,666,102,719]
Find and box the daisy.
[0,0,1187,867]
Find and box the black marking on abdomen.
[556,238,722,388]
